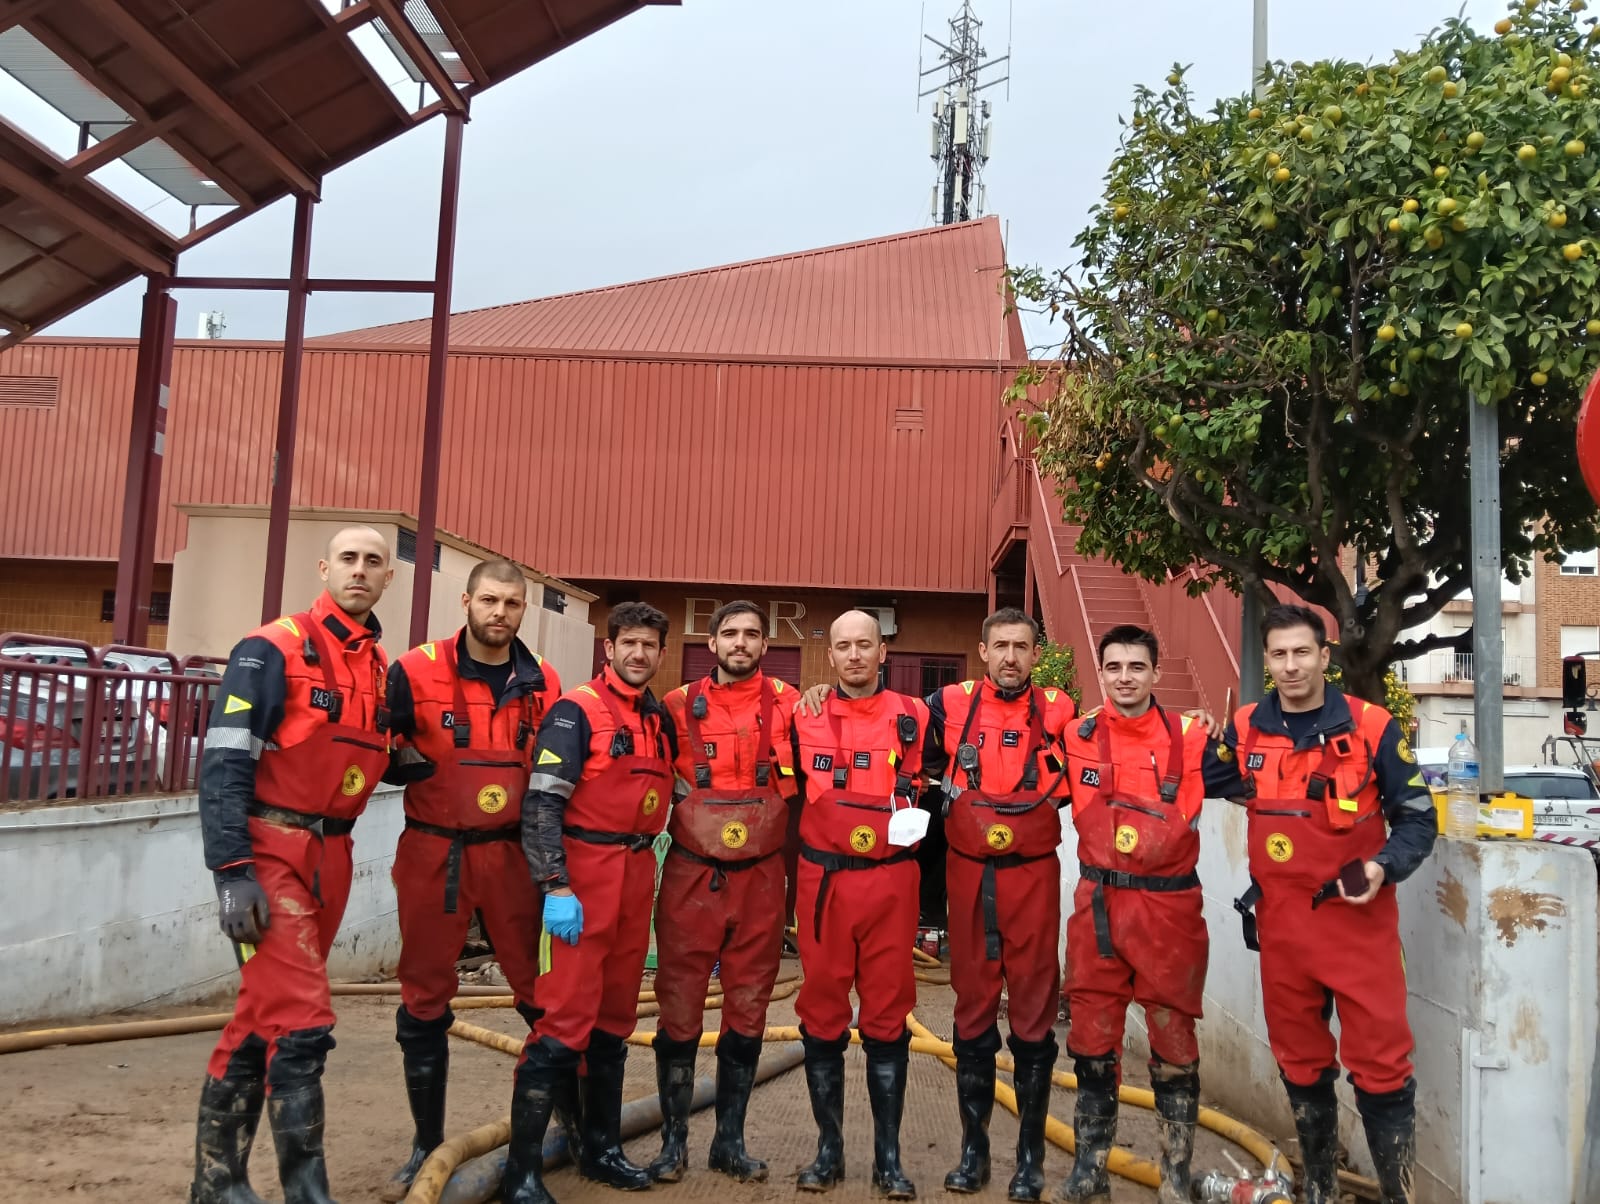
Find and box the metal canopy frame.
[0,0,674,647]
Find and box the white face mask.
[887,804,929,847]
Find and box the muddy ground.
[0,964,1284,1202]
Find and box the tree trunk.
[1334,651,1388,705]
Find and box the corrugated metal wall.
[0,339,999,594]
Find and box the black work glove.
[214,865,271,943]
[383,744,436,785]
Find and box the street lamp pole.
[1240,0,1270,702]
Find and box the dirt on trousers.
[0,969,1259,1203]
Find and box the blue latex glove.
[544,891,583,945]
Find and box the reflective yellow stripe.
[539,930,552,974]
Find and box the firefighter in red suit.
[789,609,928,1199]
[922,608,1076,1202]
[1204,605,1436,1204]
[186,527,393,1204]
[378,560,562,1201]
[1057,626,1211,1204]
[646,601,798,1183]
[500,603,678,1204]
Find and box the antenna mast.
[919,1,1008,225]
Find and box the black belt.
[247,803,358,905]
[405,817,520,914]
[800,843,918,941]
[248,803,357,837]
[562,824,656,853]
[1078,863,1200,959]
[668,843,780,893]
[952,847,1058,960]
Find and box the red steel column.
[261,193,315,623]
[112,278,177,646]
[409,110,465,647]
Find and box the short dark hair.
[607,601,669,643]
[1097,624,1160,668]
[982,607,1040,645]
[1261,603,1326,647]
[710,599,768,637]
[465,558,525,596]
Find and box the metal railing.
[0,634,224,805]
[1406,651,1536,687]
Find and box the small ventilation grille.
[0,374,59,408]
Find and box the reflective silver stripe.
[527,772,575,798]
[203,727,264,758]
[1397,794,1435,813]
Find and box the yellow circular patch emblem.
[1114,825,1139,854]
[1216,744,1235,763]
[1266,833,1295,863]
[477,784,508,815]
[849,825,877,853]
[984,824,1014,851]
[340,764,366,797]
[721,820,749,850]
[1397,738,1416,764]
[642,788,661,816]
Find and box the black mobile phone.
[1339,859,1369,896]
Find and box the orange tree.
[1010,0,1600,701]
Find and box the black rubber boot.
[647,1031,698,1183]
[267,1084,336,1204]
[1005,1032,1057,1202]
[943,1026,999,1193]
[381,1006,451,1203]
[864,1031,916,1200]
[1355,1078,1418,1204]
[1149,1057,1199,1204]
[1284,1069,1341,1204]
[187,1069,268,1204]
[707,1030,769,1182]
[1057,1050,1118,1203]
[579,1030,652,1190]
[796,1029,849,1192]
[502,1060,560,1204]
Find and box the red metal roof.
[318,217,1026,366]
[0,221,1019,595]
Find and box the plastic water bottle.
[1446,731,1480,840]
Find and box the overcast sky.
[12,0,1507,348]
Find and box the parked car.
[1510,764,1600,862]
[1,641,216,800]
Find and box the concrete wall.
[168,507,594,673]
[1061,803,1598,1204]
[0,786,407,1026]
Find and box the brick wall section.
[1534,553,1600,692]
[0,559,172,650]
[576,583,986,696]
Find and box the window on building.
[1560,548,1598,576]
[1561,626,1600,660]
[542,588,567,613]
[884,652,965,698]
[100,591,171,624]
[395,528,441,571]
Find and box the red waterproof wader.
[794,695,922,1043]
[943,685,1067,1044]
[207,612,389,1082]
[529,681,673,1052]
[394,637,543,1020]
[654,677,791,1041]
[1231,700,1412,1092]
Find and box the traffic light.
[1563,655,1588,710]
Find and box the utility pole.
[919,1,1008,225]
[1469,394,1506,791]
[1239,0,1269,703]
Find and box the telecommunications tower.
[919,1,1009,225]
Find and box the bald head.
[325,525,390,563]
[828,609,886,696]
[319,526,393,620]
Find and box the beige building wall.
[168,506,594,683]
